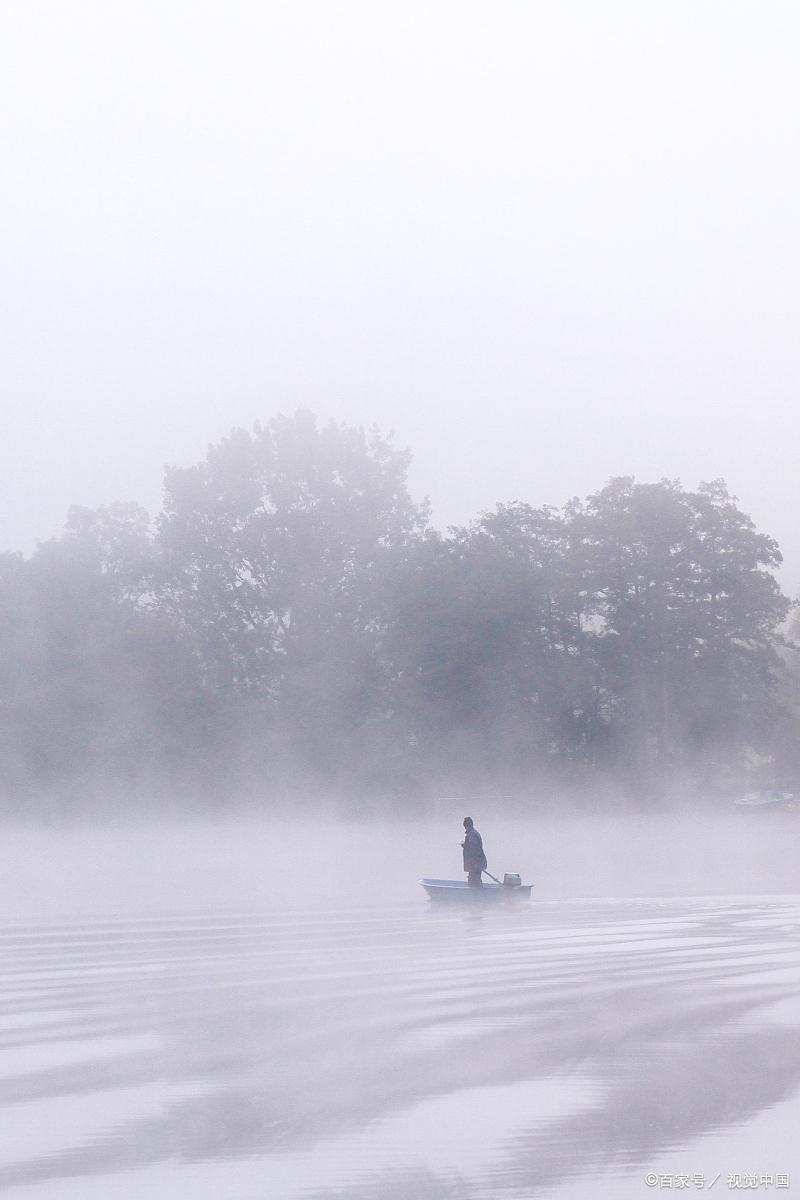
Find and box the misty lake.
[1,816,799,1198]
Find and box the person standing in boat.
[461,817,487,888]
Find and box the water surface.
[1,819,799,1197]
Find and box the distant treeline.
[2,410,798,815]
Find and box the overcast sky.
[3,2,800,591]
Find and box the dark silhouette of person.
[461,817,487,887]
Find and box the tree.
[0,507,209,813]
[376,506,599,790]
[577,477,789,786]
[468,502,603,768]
[155,410,429,788]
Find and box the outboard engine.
[503,873,522,888]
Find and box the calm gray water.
[1,819,799,1198]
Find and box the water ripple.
[1,896,799,1197]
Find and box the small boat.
[419,877,533,902]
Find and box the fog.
[2,815,799,1197]
[4,2,800,1193]
[2,812,799,923]
[4,3,800,592]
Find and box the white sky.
[3,2,800,590]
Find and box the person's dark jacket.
[462,827,487,873]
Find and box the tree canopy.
[0,411,794,815]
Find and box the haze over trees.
[0,411,795,816]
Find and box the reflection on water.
[1,891,800,1199]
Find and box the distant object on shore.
[733,789,798,813]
